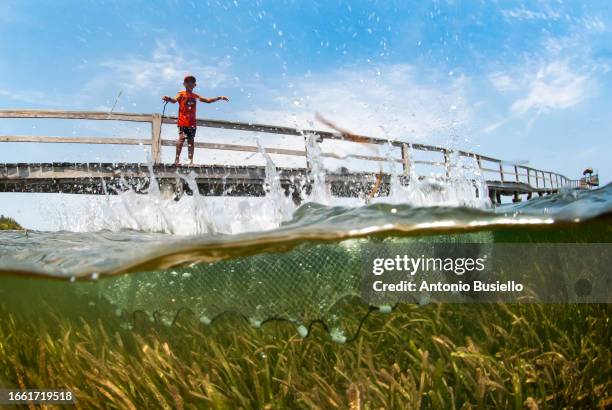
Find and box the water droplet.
[120,322,133,330]
[378,305,392,313]
[330,328,347,344]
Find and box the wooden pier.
[0,109,581,203]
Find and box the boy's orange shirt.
[176,91,200,128]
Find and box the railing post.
[526,168,531,186]
[304,135,311,172]
[401,143,411,176]
[443,149,450,178]
[514,165,519,182]
[499,163,504,182]
[548,172,552,189]
[151,113,162,164]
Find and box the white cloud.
[488,73,520,92]
[240,64,471,143]
[485,30,600,133]
[501,7,563,22]
[582,16,606,33]
[511,60,590,115]
[485,59,592,132]
[96,40,236,96]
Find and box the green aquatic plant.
[0,302,609,409]
[0,215,22,230]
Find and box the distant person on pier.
[162,75,229,165]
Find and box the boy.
[162,75,229,165]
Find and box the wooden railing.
[0,109,581,190]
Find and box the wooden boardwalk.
[0,109,581,204]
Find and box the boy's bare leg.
[187,138,195,165]
[175,131,186,165]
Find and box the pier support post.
[512,192,521,202]
[488,189,497,205]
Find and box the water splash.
[257,139,295,226]
[52,134,491,235]
[305,133,331,204]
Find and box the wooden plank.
[159,139,401,162]
[401,143,411,175]
[480,167,502,173]
[1,161,572,197]
[413,160,446,166]
[0,135,151,145]
[160,139,305,156]
[151,114,162,164]
[0,109,152,123]
[162,115,398,146]
[322,153,401,163]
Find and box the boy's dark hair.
[184,75,196,83]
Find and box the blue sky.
[1,0,611,228]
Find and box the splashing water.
[257,139,296,227]
[49,136,495,235]
[305,133,332,205]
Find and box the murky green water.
[1,184,610,337]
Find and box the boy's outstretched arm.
[162,93,181,103]
[199,96,229,103]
